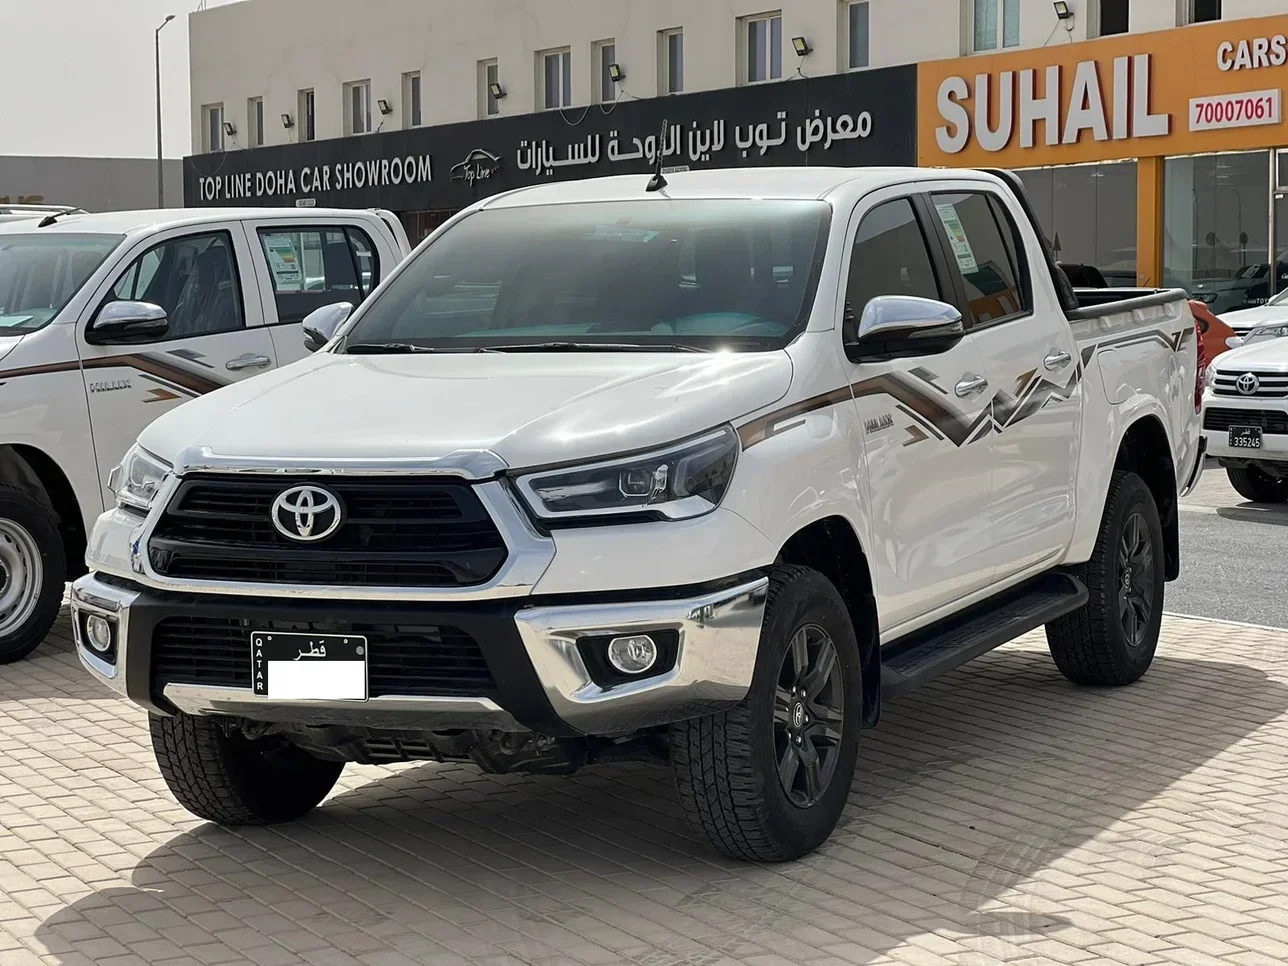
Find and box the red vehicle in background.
[1191,300,1236,365]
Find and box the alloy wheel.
[1117,510,1156,648]
[773,623,845,807]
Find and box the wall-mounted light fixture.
[489,81,506,100]
[791,36,812,57]
[281,113,294,128]
[377,98,393,115]
[222,121,237,137]
[1053,1,1073,20]
[608,63,624,83]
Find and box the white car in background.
[1221,287,1288,340]
[0,206,409,663]
[1203,321,1288,503]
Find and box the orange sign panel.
[918,14,1288,167]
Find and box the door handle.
[1044,349,1073,371]
[954,374,989,397]
[225,354,272,372]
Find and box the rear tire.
[0,485,66,665]
[670,565,862,862]
[1227,465,1288,504]
[1046,471,1164,686]
[150,713,344,825]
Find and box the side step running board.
[880,572,1088,700]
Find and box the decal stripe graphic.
[0,353,226,396]
[736,385,854,448]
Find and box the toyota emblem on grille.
[271,485,343,541]
[1236,372,1261,395]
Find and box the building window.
[1098,0,1129,34]
[1191,0,1220,23]
[247,97,264,147]
[595,40,617,103]
[298,89,315,141]
[743,12,783,84]
[403,71,422,127]
[540,48,572,110]
[846,1,870,69]
[974,0,1019,51]
[659,28,683,94]
[345,79,372,135]
[479,59,500,118]
[201,103,224,152]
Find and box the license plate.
[251,631,368,700]
[1228,426,1263,449]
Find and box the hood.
[0,333,24,365]
[1219,303,1288,330]
[139,350,794,470]
[1210,335,1288,372]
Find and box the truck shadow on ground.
[1213,505,1288,527]
[35,647,1288,966]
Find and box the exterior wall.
[0,156,183,212]
[190,0,1277,154]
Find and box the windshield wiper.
[345,342,448,354]
[476,342,711,353]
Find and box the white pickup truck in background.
[0,207,409,662]
[72,167,1203,861]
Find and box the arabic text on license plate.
[1228,426,1262,449]
[251,631,368,700]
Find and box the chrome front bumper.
[71,573,768,736]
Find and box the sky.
[0,0,238,159]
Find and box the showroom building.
[185,0,1288,297]
[920,10,1288,310]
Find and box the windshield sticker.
[582,225,660,243]
[934,203,979,274]
[262,235,303,287]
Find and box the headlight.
[1248,323,1288,342]
[514,426,739,524]
[107,444,170,513]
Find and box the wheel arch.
[776,515,880,727]
[0,445,88,579]
[1113,415,1178,581]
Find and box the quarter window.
[929,192,1030,327]
[104,231,244,341]
[257,227,380,324]
[845,198,942,331]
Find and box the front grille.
[1213,370,1288,398]
[152,615,496,696]
[1204,407,1288,435]
[149,476,508,587]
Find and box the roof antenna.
[646,119,669,193]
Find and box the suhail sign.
[934,53,1169,154]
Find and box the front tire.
[1227,465,1288,504]
[1046,471,1164,686]
[150,713,344,825]
[670,565,862,862]
[0,485,66,664]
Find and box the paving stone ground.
[4,609,1288,966]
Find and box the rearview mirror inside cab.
[86,300,169,345]
[302,301,354,352]
[844,295,965,362]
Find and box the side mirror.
[1226,336,1245,349]
[845,295,965,362]
[302,301,353,352]
[87,301,169,345]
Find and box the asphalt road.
[1168,461,1288,628]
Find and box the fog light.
[85,615,114,653]
[606,635,658,675]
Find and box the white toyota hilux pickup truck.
[72,167,1203,861]
[0,207,409,662]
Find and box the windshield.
[342,200,831,351]
[0,233,122,333]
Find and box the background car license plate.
[251,631,367,700]
[1229,426,1263,449]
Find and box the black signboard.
[184,65,917,212]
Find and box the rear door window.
[257,226,381,324]
[928,191,1030,328]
